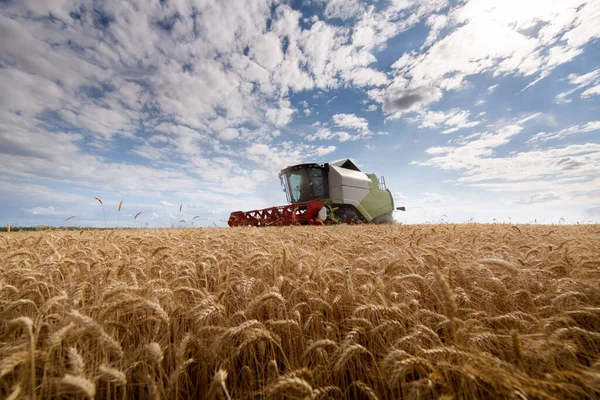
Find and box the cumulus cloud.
[422,13,449,48]
[416,112,600,206]
[250,32,284,71]
[322,0,364,20]
[265,107,296,127]
[1,0,424,190]
[306,113,387,142]
[383,86,443,116]
[1,0,599,225]
[306,128,353,143]
[332,113,369,132]
[245,142,337,173]
[342,68,389,87]
[218,128,240,141]
[390,0,600,105]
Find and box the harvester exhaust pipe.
[396,207,406,211]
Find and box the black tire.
[371,212,396,224]
[334,207,363,224]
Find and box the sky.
[1,0,599,228]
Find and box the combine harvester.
[228,159,405,227]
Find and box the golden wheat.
[0,224,598,399]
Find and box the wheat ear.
[61,374,96,399]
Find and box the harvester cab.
[228,158,404,227]
[280,163,329,204]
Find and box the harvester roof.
[329,158,361,171]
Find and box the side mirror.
[396,206,406,211]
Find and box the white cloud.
[316,146,337,156]
[245,142,336,173]
[332,113,369,132]
[24,206,63,216]
[554,68,600,103]
[1,0,423,184]
[322,0,364,20]
[529,121,600,142]
[160,200,174,207]
[1,0,599,226]
[422,13,449,48]
[249,32,284,71]
[425,146,450,155]
[306,113,387,143]
[513,192,560,205]
[569,69,600,86]
[0,181,88,204]
[383,86,443,117]
[218,128,240,141]
[342,67,389,87]
[487,84,499,94]
[305,128,352,143]
[421,192,447,204]
[266,105,297,127]
[581,84,600,98]
[442,127,459,134]
[393,191,407,201]
[411,108,480,133]
[389,0,600,105]
[417,112,600,207]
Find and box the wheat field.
[1,224,599,399]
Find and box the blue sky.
[1,0,599,227]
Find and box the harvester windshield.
[280,164,328,204]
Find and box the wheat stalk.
[117,200,123,228]
[69,310,123,359]
[1,222,599,398]
[431,261,458,322]
[264,376,313,398]
[95,197,106,228]
[144,342,164,364]
[349,381,379,400]
[333,344,369,374]
[97,364,127,385]
[61,374,95,399]
[207,369,231,400]
[5,383,22,400]
[167,358,194,395]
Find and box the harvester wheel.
[371,212,396,224]
[335,207,362,224]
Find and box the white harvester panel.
[329,165,371,207]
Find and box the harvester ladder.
[378,176,387,191]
